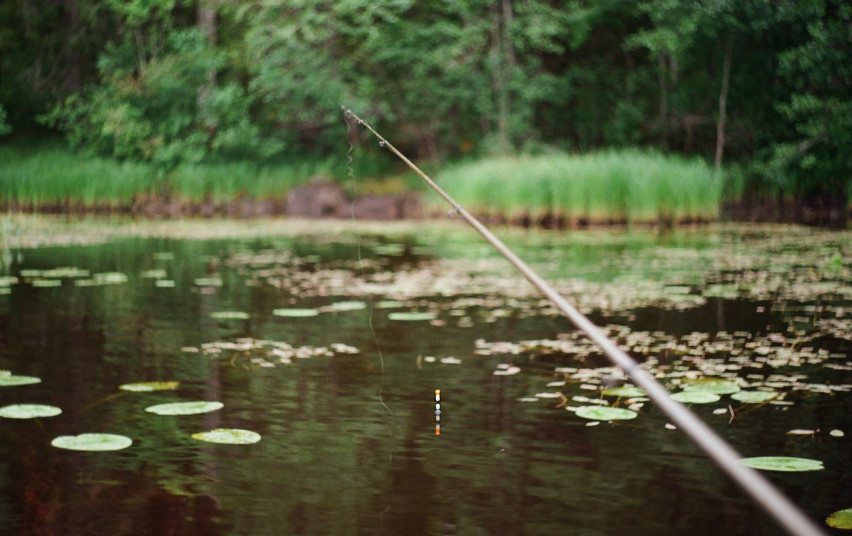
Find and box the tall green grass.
[431,149,723,223]
[0,143,162,206]
[0,142,343,207]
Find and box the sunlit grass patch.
[431,149,723,224]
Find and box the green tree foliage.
[765,0,851,201]
[40,0,280,165]
[0,0,848,201]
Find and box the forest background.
[0,0,849,221]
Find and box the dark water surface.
[0,219,849,535]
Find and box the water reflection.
[0,223,849,535]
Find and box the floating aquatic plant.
[210,311,250,320]
[738,456,824,472]
[119,381,180,392]
[192,428,261,445]
[730,391,777,403]
[682,380,741,395]
[601,386,646,398]
[51,433,133,451]
[194,277,222,287]
[826,508,852,529]
[145,401,224,416]
[272,308,320,318]
[31,279,62,288]
[574,406,638,421]
[0,374,41,387]
[0,404,62,419]
[388,311,438,321]
[328,301,367,311]
[671,391,721,404]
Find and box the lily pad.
[210,311,250,320]
[739,456,824,472]
[574,406,638,421]
[826,508,852,530]
[0,375,41,387]
[192,428,261,445]
[671,391,721,404]
[32,279,62,288]
[731,390,777,403]
[119,381,180,392]
[273,308,320,318]
[51,433,133,451]
[329,301,367,311]
[145,401,224,416]
[683,380,741,395]
[388,311,438,321]
[601,386,646,398]
[0,404,62,419]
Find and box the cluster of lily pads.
[189,337,360,368]
[472,324,848,478]
[0,372,261,450]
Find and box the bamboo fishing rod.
[341,107,827,536]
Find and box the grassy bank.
[2,142,725,223]
[430,149,723,224]
[0,142,346,207]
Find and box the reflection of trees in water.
[7,430,228,536]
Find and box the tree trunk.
[715,34,734,168]
[490,0,515,153]
[197,0,218,130]
[62,0,81,93]
[658,52,668,147]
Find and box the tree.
[41,0,279,165]
[764,0,852,213]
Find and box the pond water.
[0,217,849,536]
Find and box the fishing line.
[343,108,391,415]
[341,106,827,536]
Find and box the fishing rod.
[341,106,827,536]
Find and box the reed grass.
[0,141,343,207]
[431,149,723,223]
[0,143,161,206]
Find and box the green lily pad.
[0,404,62,419]
[826,508,852,530]
[192,428,262,445]
[388,311,438,321]
[671,391,721,404]
[731,390,777,403]
[210,311,250,320]
[32,279,62,288]
[601,386,646,398]
[739,456,824,472]
[145,401,224,416]
[329,301,367,311]
[119,381,180,392]
[574,406,638,421]
[683,380,741,395]
[194,277,222,287]
[273,308,320,318]
[0,375,42,387]
[51,433,133,451]
[376,300,403,309]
